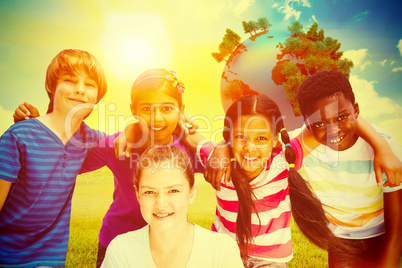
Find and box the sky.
[0,0,401,143]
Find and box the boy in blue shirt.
[297,70,402,267]
[0,49,107,267]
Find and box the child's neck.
[37,112,84,145]
[149,221,194,268]
[142,135,174,149]
[244,167,264,182]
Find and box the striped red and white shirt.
[210,138,303,263]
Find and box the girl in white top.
[101,145,243,268]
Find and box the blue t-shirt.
[0,118,104,267]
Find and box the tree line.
[212,17,272,63]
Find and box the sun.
[119,36,151,64]
[103,14,170,80]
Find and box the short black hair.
[297,70,355,117]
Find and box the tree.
[222,80,259,102]
[336,58,354,78]
[211,28,241,63]
[211,52,224,63]
[283,37,303,59]
[280,61,306,115]
[306,22,325,42]
[219,40,233,59]
[242,21,252,36]
[224,28,241,47]
[248,20,258,35]
[257,17,272,31]
[273,21,354,115]
[287,21,304,36]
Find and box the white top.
[101,224,243,268]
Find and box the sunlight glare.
[103,14,170,80]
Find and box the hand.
[204,141,232,191]
[374,150,402,187]
[113,123,142,158]
[174,112,199,137]
[13,102,40,123]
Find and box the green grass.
[66,167,327,267]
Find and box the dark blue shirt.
[0,118,104,267]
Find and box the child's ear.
[130,104,138,120]
[180,104,185,113]
[302,116,313,132]
[45,85,53,94]
[134,185,140,202]
[354,102,360,119]
[273,133,280,148]
[189,183,197,205]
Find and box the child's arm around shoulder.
[204,141,231,191]
[378,188,402,266]
[296,117,402,187]
[356,117,402,187]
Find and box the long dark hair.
[223,94,347,264]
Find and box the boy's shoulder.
[370,124,397,142]
[4,119,41,135]
[78,121,106,142]
[364,123,401,157]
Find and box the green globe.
[220,30,304,131]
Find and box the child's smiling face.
[135,165,196,232]
[52,71,98,118]
[131,88,183,145]
[304,93,360,151]
[231,115,278,180]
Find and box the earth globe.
[220,30,304,131]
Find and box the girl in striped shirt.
[211,94,346,267]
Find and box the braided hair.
[223,94,348,265]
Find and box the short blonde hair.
[45,49,108,113]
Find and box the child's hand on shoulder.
[175,112,199,137]
[13,102,40,123]
[374,151,402,187]
[204,141,232,191]
[113,123,143,159]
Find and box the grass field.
[67,167,328,267]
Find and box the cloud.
[397,39,402,56]
[353,10,369,22]
[299,0,311,7]
[312,15,317,22]
[380,59,387,66]
[274,0,311,21]
[392,67,402,72]
[377,118,402,144]
[231,0,255,16]
[279,3,301,20]
[343,49,371,71]
[359,60,372,71]
[306,14,317,28]
[350,75,402,122]
[0,105,14,136]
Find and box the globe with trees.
[212,20,353,130]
